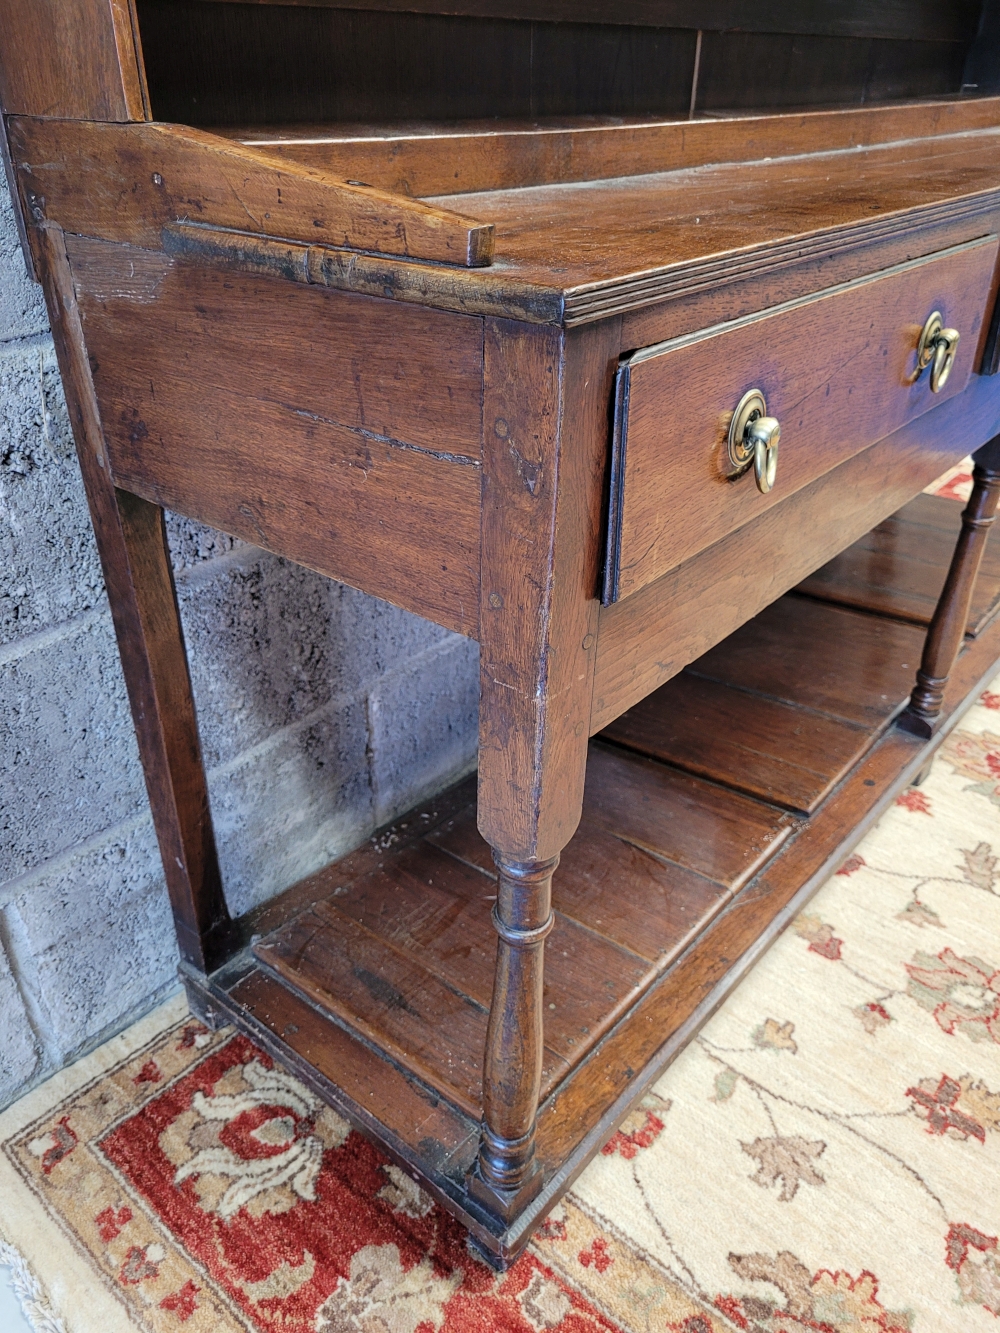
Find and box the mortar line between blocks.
[371,629,476,698]
[172,541,266,585]
[0,330,53,355]
[201,686,374,783]
[201,633,474,784]
[0,608,106,668]
[0,811,155,909]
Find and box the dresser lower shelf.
[181,501,1000,1268]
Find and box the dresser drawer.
[604,236,999,604]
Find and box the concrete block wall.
[0,176,480,1109]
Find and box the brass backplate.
[728,388,766,473]
[916,310,943,372]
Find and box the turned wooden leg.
[899,437,1000,739]
[36,222,231,974]
[470,320,620,1223]
[468,853,557,1219]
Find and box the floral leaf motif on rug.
[751,1019,798,1054]
[168,1057,327,1219]
[312,1243,462,1332]
[27,1117,77,1175]
[792,914,843,960]
[740,1135,827,1202]
[960,842,998,892]
[906,949,1000,1043]
[905,1074,991,1143]
[942,728,1000,806]
[945,1224,1000,1315]
[895,788,933,815]
[600,1093,671,1161]
[719,1250,914,1331]
[4,1024,628,1333]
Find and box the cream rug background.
[1,675,998,1332]
[563,678,1000,1331]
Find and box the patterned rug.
[2,475,998,1333]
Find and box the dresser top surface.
[215,99,1000,318]
[422,127,1000,294]
[12,97,1000,326]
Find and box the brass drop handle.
[747,414,781,493]
[916,311,960,393]
[728,388,780,494]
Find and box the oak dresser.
[5,0,1000,1265]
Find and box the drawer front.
[604,235,999,604]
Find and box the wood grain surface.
[602,598,928,812]
[223,99,1000,200]
[590,369,1000,732]
[607,238,998,602]
[602,673,871,815]
[0,0,147,120]
[257,902,517,1118]
[162,220,566,324]
[427,803,731,965]
[253,726,795,1115]
[12,111,1000,322]
[35,225,231,973]
[425,131,1000,320]
[69,234,484,634]
[161,201,1000,336]
[131,2,977,135]
[691,597,928,728]
[530,723,929,1176]
[798,491,1000,634]
[153,0,981,41]
[9,116,494,266]
[477,320,619,861]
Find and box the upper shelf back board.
[134,0,979,125]
[0,0,148,120]
[167,0,982,41]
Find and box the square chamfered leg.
[35,222,231,979]
[900,434,1000,741]
[468,317,621,1220]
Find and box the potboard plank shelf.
[797,492,1000,634]
[253,745,795,1118]
[183,495,1000,1267]
[602,597,929,813]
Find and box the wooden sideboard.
[5,0,1000,1266]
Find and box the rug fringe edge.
[0,1237,69,1333]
